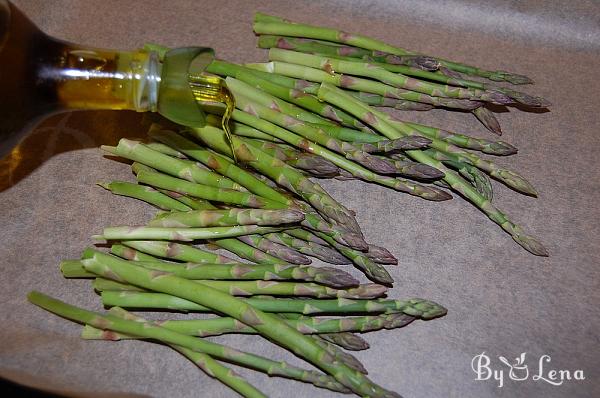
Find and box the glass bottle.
[0,0,231,159]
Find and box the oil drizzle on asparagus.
[189,74,237,162]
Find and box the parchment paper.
[1,1,599,397]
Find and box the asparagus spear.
[399,120,518,156]
[147,128,294,206]
[228,95,450,201]
[150,188,294,265]
[103,178,289,265]
[118,241,239,264]
[95,308,369,377]
[217,65,367,130]
[80,251,402,397]
[96,225,285,242]
[94,277,387,299]
[134,168,288,209]
[364,244,398,265]
[252,14,533,84]
[111,244,169,263]
[371,154,445,180]
[243,139,341,177]
[309,335,367,374]
[93,312,413,342]
[314,231,395,285]
[97,181,192,211]
[80,320,267,398]
[144,141,188,158]
[236,234,312,265]
[191,125,363,234]
[473,106,503,135]
[65,255,360,288]
[257,35,550,107]
[264,232,352,265]
[232,91,397,176]
[348,91,435,110]
[28,292,350,394]
[269,48,511,104]
[148,208,304,228]
[102,138,242,191]
[258,34,437,70]
[317,83,548,256]
[246,61,482,111]
[101,291,446,319]
[317,333,370,351]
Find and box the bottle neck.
[42,44,161,113]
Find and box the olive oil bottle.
[0,1,231,159]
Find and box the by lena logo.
[471,352,585,388]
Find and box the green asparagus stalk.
[147,189,293,265]
[63,257,360,288]
[191,125,362,234]
[243,139,341,177]
[246,61,482,111]
[347,91,435,110]
[378,116,531,193]
[283,227,328,245]
[221,66,368,130]
[80,251,401,397]
[206,58,323,99]
[87,309,370,376]
[110,244,177,263]
[102,138,242,191]
[89,312,414,340]
[96,225,285,242]
[371,154,444,180]
[79,319,267,398]
[257,35,550,107]
[134,167,290,209]
[309,335,367,374]
[228,95,450,201]
[264,232,352,265]
[253,14,533,84]
[144,141,188,158]
[232,92,397,176]
[269,48,511,104]
[147,128,294,206]
[399,120,518,156]
[103,178,288,265]
[427,151,494,201]
[97,181,191,211]
[257,34,437,70]
[101,291,446,319]
[28,292,350,394]
[118,241,238,264]
[317,333,370,351]
[94,277,387,299]
[314,231,395,285]
[236,234,312,265]
[148,208,304,228]
[317,82,547,256]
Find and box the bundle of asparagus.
[29,11,548,398]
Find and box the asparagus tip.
[514,234,549,257]
[317,267,360,288]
